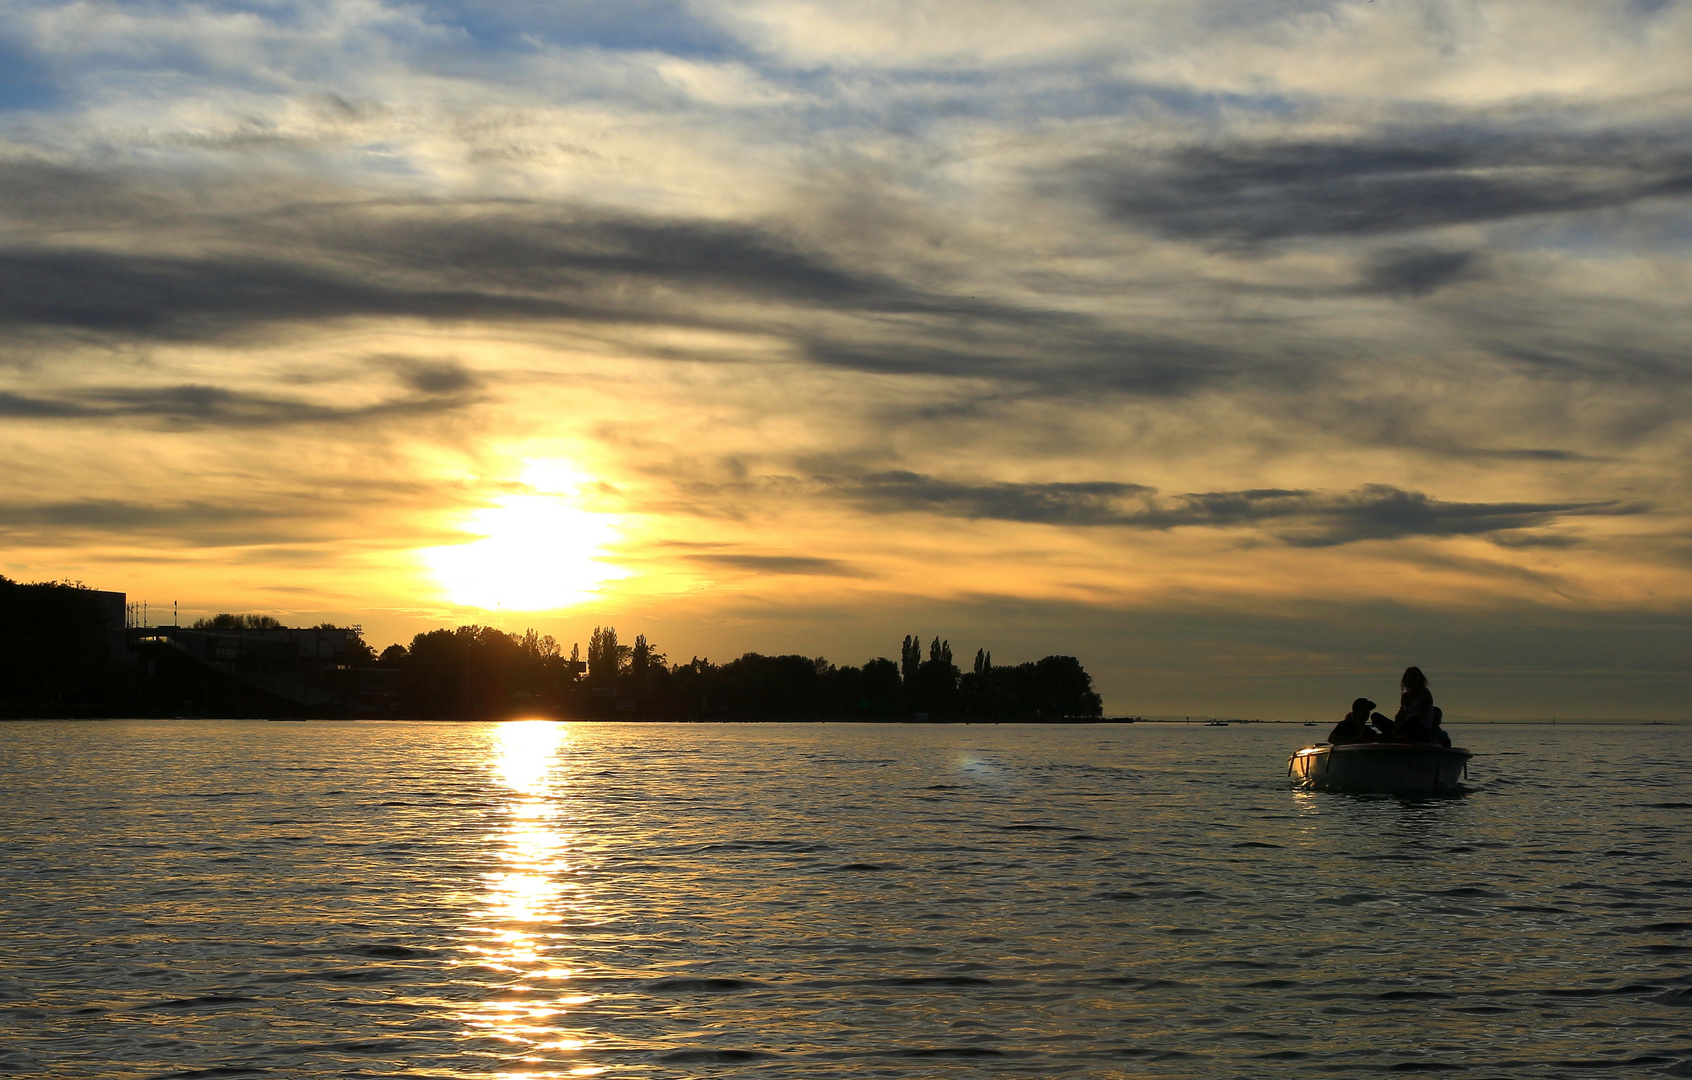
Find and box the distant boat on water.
[1206,720,1229,727]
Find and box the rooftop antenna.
[174,600,178,628]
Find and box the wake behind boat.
[1288,741,1472,793]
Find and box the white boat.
[1287,742,1472,793]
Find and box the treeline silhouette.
[0,577,1105,721]
[386,625,1102,721]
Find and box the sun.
[423,463,626,611]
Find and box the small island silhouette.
[1,576,1102,722]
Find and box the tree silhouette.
[193,613,284,631]
[587,625,631,685]
[630,634,664,677]
[857,657,902,715]
[900,634,922,684]
[397,624,574,718]
[905,636,961,717]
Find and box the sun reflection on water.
[459,721,602,1075]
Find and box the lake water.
[2,720,1689,1079]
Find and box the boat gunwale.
[1291,742,1471,760]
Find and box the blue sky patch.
[0,39,60,112]
[414,0,746,59]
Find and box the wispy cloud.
[0,380,479,429]
[829,473,1641,546]
[1357,247,1483,297]
[1071,122,1692,244]
[835,472,1155,525]
[0,188,997,339]
[688,553,863,576]
[0,498,268,530]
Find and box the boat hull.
[1288,743,1471,793]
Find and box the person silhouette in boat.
[1328,697,1378,743]
[1386,666,1441,744]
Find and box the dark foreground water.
[2,721,1689,1079]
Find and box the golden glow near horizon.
[459,721,601,1072]
[423,462,626,613]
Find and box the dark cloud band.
[0,381,478,429]
[828,473,1640,546]
[1074,124,1692,242]
[688,554,863,576]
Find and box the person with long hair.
[1390,666,1437,743]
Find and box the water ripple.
[1,719,1689,1078]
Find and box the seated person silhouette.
[1429,706,1451,747]
[1390,666,1438,744]
[1328,698,1384,743]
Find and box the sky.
[2,0,1690,719]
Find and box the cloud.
[829,473,1641,546]
[0,390,94,418]
[1075,123,1692,243]
[1468,448,1598,463]
[1263,486,1638,547]
[1627,0,1676,19]
[17,151,1682,429]
[0,159,163,229]
[1489,532,1583,549]
[374,212,955,311]
[0,248,574,338]
[0,382,479,429]
[838,471,1155,525]
[688,553,863,576]
[799,325,1261,396]
[0,161,1305,399]
[0,499,270,530]
[1359,247,1482,297]
[387,358,479,396]
[0,200,997,343]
